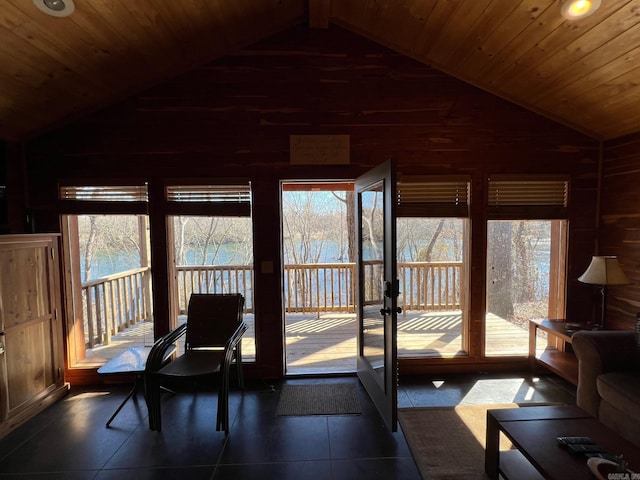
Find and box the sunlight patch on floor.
[287,338,355,366]
[287,315,356,333]
[399,315,461,331]
[461,378,527,404]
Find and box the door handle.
[384,280,401,298]
[379,306,402,316]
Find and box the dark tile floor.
[0,373,575,479]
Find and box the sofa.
[572,331,640,447]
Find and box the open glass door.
[356,160,398,431]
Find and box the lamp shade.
[578,256,630,286]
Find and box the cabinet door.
[0,237,62,421]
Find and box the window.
[167,180,255,362]
[396,176,470,358]
[485,176,568,356]
[59,182,152,367]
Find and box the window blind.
[59,185,148,202]
[397,175,470,217]
[166,181,251,216]
[487,175,569,219]
[58,182,149,214]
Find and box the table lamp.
[578,255,630,329]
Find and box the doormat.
[277,383,362,416]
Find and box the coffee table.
[485,405,640,479]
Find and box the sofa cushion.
[597,372,640,422]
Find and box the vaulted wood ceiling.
[2,0,639,142]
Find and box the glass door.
[356,160,398,431]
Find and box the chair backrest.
[185,293,244,349]
[146,323,187,374]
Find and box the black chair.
[146,293,247,434]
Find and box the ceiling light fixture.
[33,0,75,17]
[561,0,601,20]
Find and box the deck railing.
[400,261,462,311]
[284,261,462,313]
[284,263,357,313]
[82,261,462,347]
[176,265,254,314]
[82,267,151,348]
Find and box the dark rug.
[277,383,362,416]
[398,404,517,479]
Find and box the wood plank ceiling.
[1,0,639,142]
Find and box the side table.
[97,345,175,427]
[529,319,579,385]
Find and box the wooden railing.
[176,265,254,314]
[399,261,462,311]
[82,267,151,348]
[82,261,462,347]
[284,261,462,313]
[284,263,357,313]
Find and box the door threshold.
[285,369,357,378]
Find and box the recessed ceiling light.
[33,0,75,17]
[561,0,601,20]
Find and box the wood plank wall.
[600,132,640,331]
[24,25,600,377]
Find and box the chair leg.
[216,370,231,434]
[145,375,162,431]
[223,377,230,434]
[234,349,244,390]
[236,354,244,389]
[216,387,224,433]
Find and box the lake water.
[83,240,550,303]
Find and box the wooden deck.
[81,311,533,375]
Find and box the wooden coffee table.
[485,405,640,479]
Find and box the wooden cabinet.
[529,318,578,385]
[0,234,68,437]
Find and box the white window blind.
[58,182,149,214]
[488,175,569,219]
[59,185,148,202]
[166,181,251,216]
[397,175,470,217]
[166,184,250,203]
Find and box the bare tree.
[416,219,446,262]
[174,217,190,265]
[282,191,327,264]
[331,191,355,262]
[361,191,382,260]
[83,215,99,281]
[487,221,514,320]
[197,217,232,265]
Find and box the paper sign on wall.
[289,135,350,165]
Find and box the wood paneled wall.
[25,25,600,376]
[1,142,28,234]
[600,132,640,330]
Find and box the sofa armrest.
[572,331,636,417]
